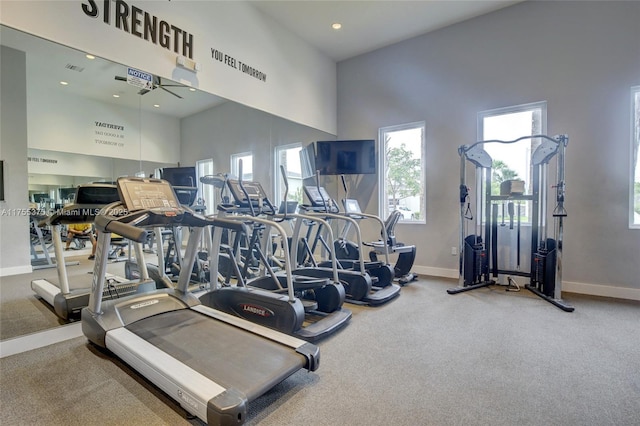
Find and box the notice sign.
[127,67,154,90]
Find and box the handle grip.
[95,215,148,243]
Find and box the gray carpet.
[1,276,639,425]
[0,253,142,340]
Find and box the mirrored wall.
[0,24,335,340]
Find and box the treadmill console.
[117,177,181,212]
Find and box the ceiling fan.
[114,74,184,98]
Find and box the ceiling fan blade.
[160,85,183,99]
[137,88,151,96]
[115,75,127,81]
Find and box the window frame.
[273,142,303,206]
[477,101,547,225]
[630,86,640,229]
[477,101,547,143]
[377,121,426,223]
[196,158,215,216]
[230,151,253,181]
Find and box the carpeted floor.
[1,272,639,425]
[0,252,135,340]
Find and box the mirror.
[0,25,334,340]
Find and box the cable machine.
[447,134,573,312]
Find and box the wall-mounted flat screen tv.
[59,187,77,201]
[161,167,197,187]
[315,139,376,175]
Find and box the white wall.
[0,46,31,276]
[27,89,180,164]
[337,1,640,299]
[180,101,334,196]
[0,0,336,134]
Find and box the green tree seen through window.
[386,142,421,209]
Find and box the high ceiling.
[0,1,523,118]
[249,0,523,61]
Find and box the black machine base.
[446,280,494,295]
[525,284,575,312]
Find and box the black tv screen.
[161,167,196,187]
[32,193,50,203]
[315,140,376,175]
[59,187,77,201]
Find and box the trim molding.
[0,264,33,277]
[414,266,640,301]
[562,281,640,301]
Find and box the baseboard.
[413,266,640,301]
[0,264,33,277]
[562,281,640,301]
[413,266,458,279]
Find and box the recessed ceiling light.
[189,88,196,92]
[59,81,68,85]
[113,94,120,98]
[86,54,95,60]
[153,104,160,108]
[332,23,342,30]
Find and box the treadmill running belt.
[126,309,305,401]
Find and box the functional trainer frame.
[447,134,573,312]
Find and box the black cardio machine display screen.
[75,185,119,205]
[343,199,362,214]
[117,178,180,212]
[304,186,332,206]
[227,179,266,205]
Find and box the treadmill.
[82,177,319,425]
[30,184,152,320]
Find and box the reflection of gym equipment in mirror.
[447,134,573,312]
[30,184,157,320]
[2,23,337,343]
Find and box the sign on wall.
[126,67,153,90]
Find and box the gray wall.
[336,1,640,293]
[0,46,31,275]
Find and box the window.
[196,158,215,216]
[230,152,253,181]
[378,122,426,222]
[631,86,640,228]
[274,143,303,205]
[478,101,547,223]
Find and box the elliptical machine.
[298,174,401,305]
[198,161,352,342]
[447,134,573,312]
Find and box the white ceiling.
[1,1,522,119]
[0,26,227,119]
[249,0,524,61]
